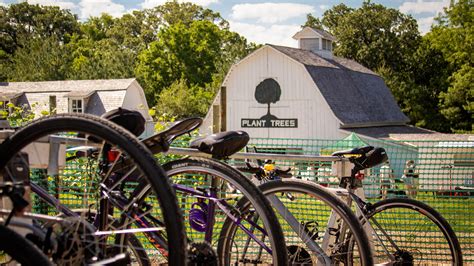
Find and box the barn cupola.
[292,27,336,59]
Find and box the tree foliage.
[136,18,253,106]
[325,2,420,73]
[154,79,215,119]
[427,0,473,132]
[0,2,79,55]
[301,14,323,30]
[8,36,71,81]
[136,20,223,102]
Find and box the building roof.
[0,91,23,100]
[65,90,97,98]
[342,125,473,143]
[269,44,409,126]
[342,125,435,139]
[292,27,337,41]
[0,79,136,93]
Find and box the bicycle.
[234,151,373,265]
[326,145,462,265]
[63,112,288,265]
[0,113,187,265]
[250,145,463,264]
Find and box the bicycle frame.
[27,172,274,258]
[325,177,400,264]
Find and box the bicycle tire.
[0,114,186,265]
[0,224,52,266]
[219,179,373,265]
[353,197,462,265]
[132,157,288,265]
[127,233,151,266]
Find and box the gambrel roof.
[0,78,136,94]
[269,44,409,127]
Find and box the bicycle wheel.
[0,114,186,265]
[131,157,288,265]
[219,178,373,265]
[353,197,462,265]
[0,224,52,266]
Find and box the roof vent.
[292,27,335,59]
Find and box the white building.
[203,27,433,140]
[0,78,154,136]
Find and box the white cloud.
[229,20,299,47]
[319,4,329,10]
[79,0,126,19]
[417,16,436,34]
[399,1,450,35]
[0,1,7,7]
[230,3,315,24]
[141,0,218,9]
[399,0,449,14]
[27,0,77,10]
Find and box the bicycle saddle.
[101,108,145,137]
[142,117,202,154]
[331,146,374,156]
[190,131,249,159]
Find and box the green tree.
[324,2,420,73]
[0,2,79,81]
[152,0,228,28]
[8,36,71,81]
[378,39,452,132]
[0,2,79,55]
[427,0,473,132]
[321,4,353,31]
[302,14,323,30]
[155,79,215,118]
[136,20,228,104]
[67,37,135,80]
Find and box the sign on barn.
[241,78,298,128]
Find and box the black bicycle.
[0,113,187,265]
[244,145,463,265]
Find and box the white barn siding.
[223,46,343,140]
[97,90,127,112]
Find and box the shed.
[0,79,154,136]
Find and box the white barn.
[203,27,433,140]
[0,78,155,136]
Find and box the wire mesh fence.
[28,136,473,263]
[244,137,474,263]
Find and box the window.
[300,38,319,50]
[49,95,57,114]
[69,99,83,113]
[322,39,332,51]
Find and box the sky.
[1,0,451,47]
